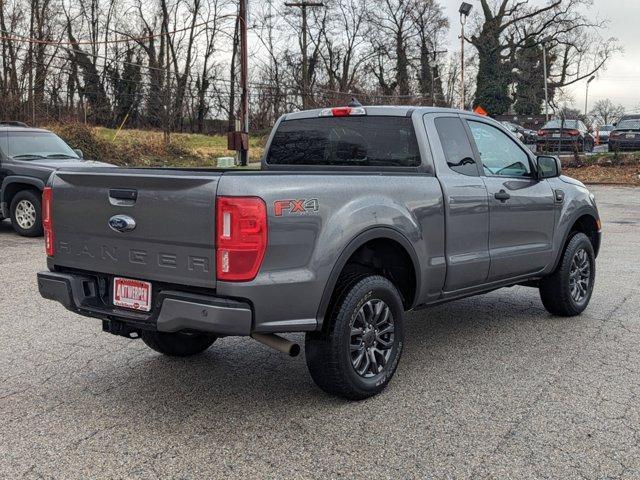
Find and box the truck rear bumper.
[37,271,252,336]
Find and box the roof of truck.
[282,105,480,121]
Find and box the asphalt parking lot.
[1,185,639,479]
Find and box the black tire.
[10,190,43,237]
[305,275,405,400]
[539,232,596,316]
[141,331,216,357]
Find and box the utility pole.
[285,2,324,109]
[429,50,447,107]
[585,75,595,117]
[541,38,550,121]
[239,0,249,166]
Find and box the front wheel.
[305,275,405,400]
[10,190,43,237]
[141,331,217,357]
[539,233,595,316]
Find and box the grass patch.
[94,127,265,164]
[48,123,265,167]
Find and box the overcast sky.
[440,0,640,112]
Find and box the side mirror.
[537,155,562,179]
[73,149,84,159]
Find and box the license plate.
[626,133,635,139]
[552,133,560,138]
[113,277,152,312]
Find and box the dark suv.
[0,123,109,236]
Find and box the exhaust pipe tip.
[289,343,301,357]
[251,333,301,357]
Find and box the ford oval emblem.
[109,215,136,233]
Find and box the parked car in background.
[609,116,640,152]
[0,123,110,236]
[536,119,595,153]
[595,124,615,143]
[38,105,601,400]
[501,121,537,144]
[523,127,538,144]
[501,121,525,141]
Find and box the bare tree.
[319,0,370,95]
[590,99,625,126]
[368,0,414,96]
[410,0,448,105]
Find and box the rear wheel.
[10,190,43,237]
[539,233,595,316]
[141,331,217,357]
[305,275,405,400]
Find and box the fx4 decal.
[274,199,319,216]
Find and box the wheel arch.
[316,227,421,329]
[551,210,600,272]
[1,176,45,208]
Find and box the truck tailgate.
[50,169,220,288]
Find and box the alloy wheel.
[349,299,395,378]
[15,200,37,230]
[569,248,591,303]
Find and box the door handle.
[494,190,511,202]
[108,188,137,206]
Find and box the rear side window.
[266,116,420,167]
[435,117,478,176]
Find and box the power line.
[0,20,225,47]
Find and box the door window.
[435,117,478,176]
[468,121,531,177]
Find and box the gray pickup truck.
[37,106,601,400]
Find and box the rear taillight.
[216,196,267,282]
[567,129,580,136]
[610,131,620,138]
[42,187,54,256]
[537,130,546,136]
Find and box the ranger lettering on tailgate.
[57,242,210,272]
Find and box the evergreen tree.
[513,38,545,115]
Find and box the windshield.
[0,131,79,159]
[543,120,580,129]
[600,125,614,131]
[617,119,640,130]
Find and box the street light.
[585,75,596,116]
[459,2,472,109]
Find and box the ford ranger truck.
[37,106,601,400]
